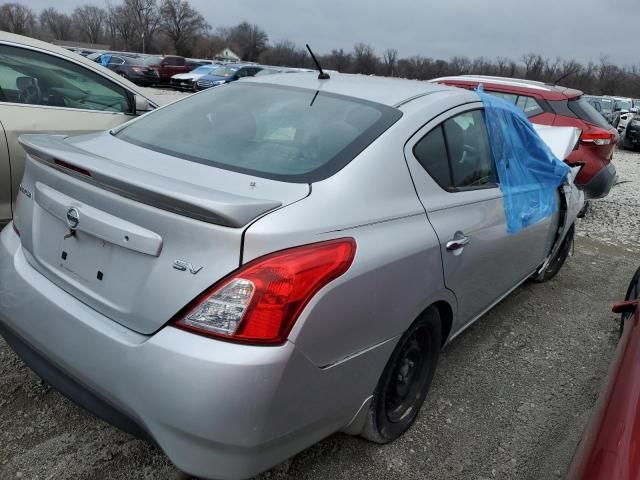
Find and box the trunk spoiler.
[19,134,282,228]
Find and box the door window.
[413,110,497,191]
[516,96,544,117]
[0,44,132,113]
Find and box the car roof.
[247,72,458,107]
[432,75,583,100]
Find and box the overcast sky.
[24,0,640,65]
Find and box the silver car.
[0,73,582,480]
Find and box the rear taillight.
[173,238,357,345]
[581,130,615,146]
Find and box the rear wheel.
[531,225,575,283]
[361,308,441,443]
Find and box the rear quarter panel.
[242,95,477,367]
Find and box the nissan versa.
[0,73,583,480]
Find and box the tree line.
[2,1,640,97]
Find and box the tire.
[531,225,575,283]
[360,308,441,444]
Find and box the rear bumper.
[581,161,616,199]
[0,226,381,480]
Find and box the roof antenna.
[306,44,330,80]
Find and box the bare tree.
[259,40,307,67]
[0,3,36,35]
[39,7,73,40]
[382,48,398,76]
[220,22,269,61]
[72,5,106,44]
[323,49,352,72]
[159,0,209,56]
[352,42,377,75]
[124,0,161,52]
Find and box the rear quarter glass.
[115,83,403,183]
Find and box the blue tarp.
[100,54,112,67]
[477,87,570,233]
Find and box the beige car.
[0,32,168,228]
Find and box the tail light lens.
[173,238,356,345]
[581,130,615,146]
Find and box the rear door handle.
[446,232,470,251]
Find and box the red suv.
[143,55,193,83]
[432,76,618,199]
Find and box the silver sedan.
[0,72,583,480]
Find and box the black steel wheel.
[361,307,441,443]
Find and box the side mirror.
[134,95,153,115]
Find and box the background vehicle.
[143,55,193,83]
[584,95,620,128]
[195,64,263,90]
[611,96,635,134]
[619,113,640,149]
[432,75,618,199]
[103,55,159,86]
[0,31,161,229]
[566,267,640,480]
[170,64,219,90]
[0,73,582,480]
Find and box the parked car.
[0,31,164,230]
[170,63,220,91]
[610,96,636,134]
[584,95,620,128]
[0,72,583,479]
[143,55,192,83]
[566,266,640,480]
[432,76,618,199]
[102,55,159,86]
[619,112,640,149]
[195,64,263,90]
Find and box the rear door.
[0,42,139,221]
[405,104,555,329]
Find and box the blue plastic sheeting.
[477,87,570,234]
[100,54,112,67]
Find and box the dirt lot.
[1,149,639,480]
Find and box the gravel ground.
[0,149,639,480]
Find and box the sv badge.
[173,260,203,275]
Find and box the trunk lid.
[15,132,309,334]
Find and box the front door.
[405,104,553,329]
[0,42,138,221]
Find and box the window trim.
[0,40,157,114]
[411,107,499,193]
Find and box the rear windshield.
[115,83,402,182]
[143,56,163,65]
[568,97,612,129]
